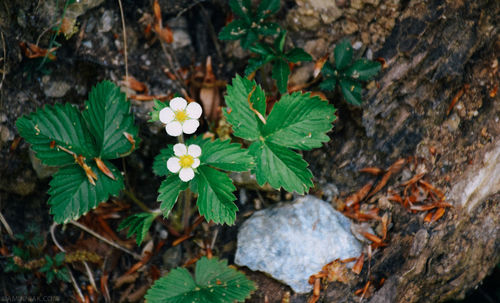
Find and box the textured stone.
[235,195,362,293]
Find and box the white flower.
[159,97,202,136]
[167,143,202,182]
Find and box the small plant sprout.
[167,143,202,182]
[159,97,202,136]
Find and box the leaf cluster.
[153,137,254,225]
[219,0,281,49]
[224,75,336,194]
[118,212,156,245]
[246,31,312,93]
[320,39,381,105]
[39,253,70,284]
[145,257,255,303]
[16,81,139,223]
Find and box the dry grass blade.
[410,202,452,211]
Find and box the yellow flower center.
[175,110,188,122]
[179,155,194,168]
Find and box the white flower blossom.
[159,97,202,137]
[167,143,201,182]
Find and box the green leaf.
[240,29,258,49]
[218,19,248,41]
[319,77,337,91]
[244,54,275,75]
[257,22,280,36]
[340,79,363,106]
[345,59,381,81]
[223,75,266,141]
[82,81,139,159]
[249,42,274,56]
[334,39,353,71]
[274,30,287,53]
[229,0,252,21]
[48,161,124,223]
[157,174,189,217]
[249,141,313,194]
[192,165,238,225]
[145,257,255,303]
[285,48,313,63]
[118,212,156,245]
[152,145,174,177]
[16,103,97,166]
[194,138,255,172]
[263,92,336,150]
[257,0,280,18]
[272,59,290,93]
[321,61,336,77]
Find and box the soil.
[0,0,498,302]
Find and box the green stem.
[182,188,192,232]
[123,189,152,213]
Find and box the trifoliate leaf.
[152,145,174,177]
[145,257,255,303]
[82,81,139,159]
[157,174,189,217]
[340,79,363,106]
[118,212,156,245]
[224,75,266,141]
[322,61,337,77]
[319,77,337,91]
[257,22,280,36]
[345,59,381,81]
[192,165,238,225]
[249,42,274,56]
[195,138,255,172]
[48,161,123,223]
[16,103,97,166]
[334,39,353,71]
[257,0,280,18]
[249,141,313,194]
[263,92,336,150]
[272,59,290,93]
[285,48,312,63]
[241,29,258,49]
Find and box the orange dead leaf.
[19,42,57,60]
[375,57,387,69]
[388,158,407,173]
[424,211,434,222]
[309,91,328,101]
[313,54,329,78]
[368,171,392,198]
[153,0,162,23]
[490,84,498,97]
[431,207,446,222]
[381,213,389,240]
[352,253,364,275]
[410,202,452,211]
[155,25,174,44]
[447,84,469,115]
[100,272,111,302]
[246,85,267,124]
[400,172,425,187]
[95,158,116,180]
[324,259,350,283]
[359,167,384,175]
[123,76,148,93]
[313,278,321,297]
[361,231,383,244]
[10,137,22,152]
[418,180,445,200]
[50,140,56,149]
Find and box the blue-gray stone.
[235,195,362,293]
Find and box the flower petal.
[182,119,200,134]
[166,121,183,137]
[169,97,187,111]
[192,158,200,169]
[167,157,181,173]
[159,107,175,124]
[179,168,195,182]
[173,143,188,156]
[186,102,202,119]
[188,144,202,158]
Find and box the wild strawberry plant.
[246,30,312,93]
[320,39,381,105]
[218,0,281,49]
[16,81,139,223]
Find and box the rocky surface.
[235,195,362,293]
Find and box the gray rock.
[235,195,362,293]
[43,79,71,98]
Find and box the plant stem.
[182,188,192,232]
[69,220,141,260]
[123,189,152,213]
